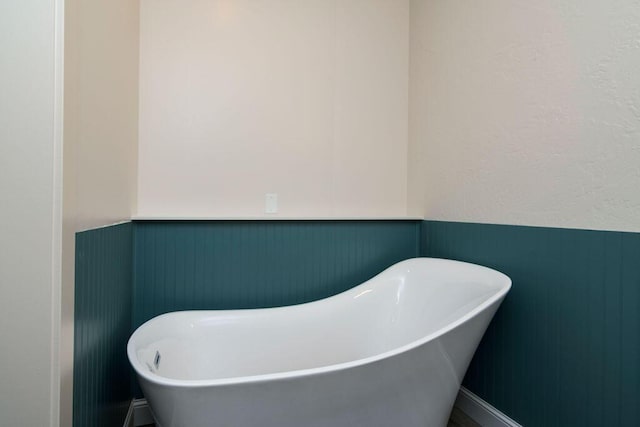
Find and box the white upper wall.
[62,0,140,425]
[64,0,139,231]
[137,0,410,218]
[409,0,640,232]
[0,1,63,426]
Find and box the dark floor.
[447,407,482,427]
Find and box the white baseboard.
[133,399,155,426]
[454,387,522,427]
[127,390,521,427]
[122,399,154,427]
[122,400,135,427]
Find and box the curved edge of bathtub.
[127,257,511,389]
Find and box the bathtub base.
[139,307,497,427]
[140,348,456,427]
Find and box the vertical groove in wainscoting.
[132,220,420,329]
[422,221,640,427]
[73,223,133,427]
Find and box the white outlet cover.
[265,193,278,214]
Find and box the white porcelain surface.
[128,257,511,427]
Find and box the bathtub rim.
[127,257,511,389]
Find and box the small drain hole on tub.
[154,351,161,370]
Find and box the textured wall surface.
[409,0,640,232]
[74,223,133,427]
[423,221,640,427]
[137,0,409,218]
[133,220,419,328]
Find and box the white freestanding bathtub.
[127,258,511,427]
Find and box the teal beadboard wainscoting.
[74,222,134,427]
[73,219,640,427]
[133,220,420,328]
[73,219,420,424]
[422,221,640,427]
[131,220,420,398]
